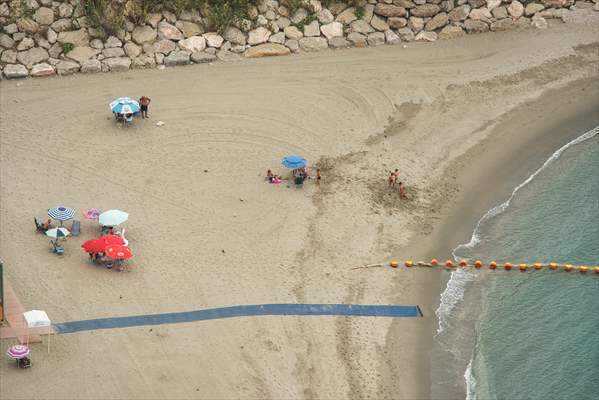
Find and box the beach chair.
[294,176,304,189]
[71,220,81,236]
[17,357,32,369]
[50,240,64,255]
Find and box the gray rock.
[265,9,276,20]
[35,36,50,49]
[104,56,132,71]
[397,27,416,41]
[130,54,155,69]
[318,9,335,24]
[284,26,303,40]
[290,8,308,24]
[388,17,408,28]
[491,18,514,30]
[385,29,401,44]
[269,32,286,44]
[525,3,545,16]
[336,7,357,23]
[248,27,271,45]
[425,12,449,30]
[257,14,268,26]
[374,4,408,17]
[155,53,165,64]
[531,14,548,28]
[367,31,386,46]
[468,0,486,7]
[1,49,17,63]
[66,46,99,63]
[224,27,246,46]
[438,25,466,39]
[329,2,349,15]
[216,49,241,62]
[164,50,190,66]
[363,4,375,21]
[58,2,73,18]
[304,20,320,37]
[132,26,156,45]
[0,34,15,49]
[276,17,291,29]
[181,21,202,38]
[328,36,351,48]
[3,64,28,79]
[30,62,55,77]
[4,24,18,35]
[408,16,425,32]
[449,5,471,21]
[0,2,9,17]
[298,37,328,51]
[179,36,206,53]
[320,22,344,39]
[17,47,49,66]
[56,60,80,75]
[508,1,524,18]
[464,19,489,33]
[153,39,176,54]
[48,42,62,58]
[347,32,368,47]
[146,13,162,29]
[350,19,375,34]
[46,28,57,44]
[17,18,40,34]
[395,0,416,8]
[162,10,177,23]
[486,0,502,9]
[123,42,141,58]
[411,4,441,17]
[17,37,35,51]
[469,7,492,21]
[81,59,101,73]
[50,19,73,32]
[191,51,217,63]
[244,43,290,58]
[34,7,54,25]
[90,38,103,50]
[105,36,122,48]
[204,33,224,48]
[57,29,89,47]
[231,44,246,54]
[415,30,438,41]
[371,15,390,31]
[285,39,300,53]
[102,47,125,58]
[158,21,183,41]
[492,6,508,19]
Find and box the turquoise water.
[457,130,599,399]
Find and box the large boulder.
[490,18,514,30]
[123,42,141,58]
[153,40,176,54]
[284,26,303,40]
[224,27,246,46]
[216,49,241,62]
[304,20,320,37]
[425,12,448,30]
[415,31,438,41]
[397,27,415,42]
[328,36,351,48]
[336,7,357,23]
[318,9,335,24]
[34,7,54,25]
[102,47,125,58]
[464,19,489,33]
[268,32,286,44]
[298,37,328,52]
[350,19,375,34]
[3,64,28,79]
[469,7,492,21]
[411,4,441,17]
[179,36,206,53]
[58,3,74,18]
[65,46,99,63]
[17,38,35,51]
[158,21,183,41]
[531,14,548,28]
[164,50,190,66]
[132,26,156,44]
[248,27,271,45]
[17,18,40,34]
[104,57,132,71]
[385,29,401,45]
[1,50,17,63]
[191,52,217,63]
[17,47,49,66]
[57,29,89,47]
[438,25,466,39]
[508,1,525,18]
[525,3,545,16]
[56,60,80,75]
[30,62,55,77]
[347,32,367,47]
[244,43,290,58]
[105,36,122,48]
[0,34,16,49]
[388,17,408,29]
[374,4,407,17]
[181,21,202,38]
[204,33,224,48]
[81,59,101,73]
[320,22,343,39]
[370,15,390,31]
[367,32,386,46]
[449,5,471,21]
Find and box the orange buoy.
[489,261,497,270]
[390,260,399,268]
[474,260,483,268]
[594,267,599,274]
[405,260,414,268]
[459,260,468,267]
[519,263,528,272]
[534,263,543,270]
[549,262,558,270]
[580,266,588,273]
[431,259,439,266]
[564,264,573,272]
[504,262,513,270]
[445,260,454,267]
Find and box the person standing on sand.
[399,182,408,199]
[393,169,399,186]
[388,171,395,188]
[139,95,151,119]
[316,168,322,185]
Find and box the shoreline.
[404,76,599,398]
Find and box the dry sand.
[1,17,598,399]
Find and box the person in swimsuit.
[399,182,408,199]
[266,169,274,182]
[139,95,151,118]
[394,169,399,186]
[316,168,321,185]
[388,171,395,188]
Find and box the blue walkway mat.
[54,303,423,334]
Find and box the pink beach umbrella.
[84,208,101,220]
[6,344,30,359]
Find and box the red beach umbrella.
[82,239,106,254]
[101,234,125,246]
[106,245,132,260]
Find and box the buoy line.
[367,260,599,274]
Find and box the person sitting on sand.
[266,169,274,182]
[272,175,282,184]
[41,219,52,230]
[399,182,408,199]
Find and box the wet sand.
[1,18,598,400]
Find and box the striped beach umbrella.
[109,97,140,115]
[48,206,75,225]
[45,227,70,239]
[6,344,30,359]
[98,210,128,227]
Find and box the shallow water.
[434,127,599,400]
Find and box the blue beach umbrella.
[48,206,75,226]
[281,155,307,169]
[109,97,140,115]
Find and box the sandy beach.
[1,16,598,400]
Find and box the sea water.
[433,127,599,400]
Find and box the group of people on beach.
[266,168,321,186]
[388,169,408,199]
[113,95,151,124]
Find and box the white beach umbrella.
[45,227,70,239]
[99,210,128,227]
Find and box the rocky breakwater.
[0,0,593,79]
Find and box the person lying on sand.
[272,175,282,184]
[399,182,408,199]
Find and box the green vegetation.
[204,0,255,33]
[10,0,35,21]
[62,42,74,54]
[82,0,126,39]
[293,13,317,30]
[354,5,365,19]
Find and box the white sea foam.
[435,126,599,399]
